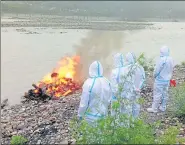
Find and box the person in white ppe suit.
[125,52,145,119]
[78,61,112,124]
[147,46,174,113]
[110,53,125,116]
[110,52,144,118]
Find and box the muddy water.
[1,28,88,105]
[1,22,185,105]
[122,22,185,63]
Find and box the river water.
[1,22,185,105]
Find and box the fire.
[35,56,81,98]
[42,57,76,83]
[34,89,39,93]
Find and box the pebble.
[177,135,184,137]
[11,131,17,136]
[1,120,9,123]
[37,140,41,144]
[17,124,26,130]
[60,130,66,134]
[61,140,68,144]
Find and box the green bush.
[10,135,27,145]
[137,53,154,72]
[70,114,180,144]
[181,61,185,66]
[168,83,185,118]
[70,115,155,144]
[156,126,181,144]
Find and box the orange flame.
[37,56,81,97]
[42,56,79,83]
[34,89,39,93]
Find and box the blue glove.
[112,96,117,100]
[79,116,82,121]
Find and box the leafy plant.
[70,115,157,144]
[10,135,27,145]
[70,112,180,144]
[137,53,154,72]
[156,126,180,144]
[181,61,185,66]
[168,83,185,118]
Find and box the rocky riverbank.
[1,14,153,31]
[1,91,81,144]
[1,65,185,144]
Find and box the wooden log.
[32,84,39,89]
[51,72,58,78]
[23,84,52,101]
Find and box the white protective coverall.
[147,46,174,113]
[110,53,125,116]
[125,52,145,118]
[78,61,112,124]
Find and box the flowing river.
[1,22,185,105]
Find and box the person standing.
[125,52,145,119]
[110,53,125,116]
[78,61,112,124]
[147,46,174,113]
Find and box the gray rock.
[37,140,41,144]
[71,139,76,144]
[6,127,13,133]
[22,108,26,111]
[60,130,66,134]
[17,124,26,130]
[176,135,183,137]
[1,120,9,123]
[61,139,68,144]
[11,131,18,136]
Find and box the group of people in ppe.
[78,46,174,124]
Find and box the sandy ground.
[1,15,185,105]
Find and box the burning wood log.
[24,78,81,101]
[63,90,72,96]
[24,84,51,101]
[51,72,58,78]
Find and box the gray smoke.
[74,30,124,81]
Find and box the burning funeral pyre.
[24,56,82,101]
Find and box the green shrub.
[137,53,154,72]
[70,114,180,144]
[70,115,156,144]
[10,135,27,145]
[156,126,181,144]
[168,83,185,118]
[181,61,185,66]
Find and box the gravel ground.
[1,91,81,144]
[1,65,185,144]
